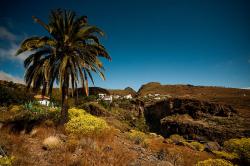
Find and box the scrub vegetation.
[1,7,250,166]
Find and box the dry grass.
[0,117,215,166]
[1,124,137,166]
[147,136,214,166]
[29,126,56,139]
[42,136,62,150]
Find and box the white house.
[98,93,106,99]
[123,94,133,99]
[154,97,161,100]
[148,94,153,97]
[103,95,113,102]
[113,95,121,99]
[34,95,50,106]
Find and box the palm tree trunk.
[42,81,47,96]
[60,86,69,124]
[74,88,78,105]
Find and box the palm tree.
[16,9,111,124]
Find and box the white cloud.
[0,70,24,84]
[0,26,16,41]
[0,26,30,63]
[0,43,30,62]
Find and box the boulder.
[204,142,221,152]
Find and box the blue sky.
[0,0,250,90]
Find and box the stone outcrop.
[144,98,248,143]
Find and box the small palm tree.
[16,9,111,124]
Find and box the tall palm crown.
[16,9,111,123]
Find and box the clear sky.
[0,0,249,90]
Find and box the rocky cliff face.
[144,98,248,143]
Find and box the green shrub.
[196,159,233,166]
[127,130,147,145]
[190,142,205,151]
[134,117,149,132]
[65,108,109,135]
[79,102,108,116]
[44,119,55,127]
[0,103,61,123]
[182,141,196,150]
[169,134,185,144]
[0,83,33,106]
[118,99,132,108]
[23,102,61,122]
[98,100,111,110]
[212,151,239,160]
[0,156,15,166]
[9,105,22,113]
[223,137,250,163]
[110,107,134,123]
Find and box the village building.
[97,93,113,102]
[34,95,50,106]
[154,97,161,100]
[98,93,106,99]
[148,94,153,97]
[103,95,113,102]
[123,94,133,99]
[113,95,121,99]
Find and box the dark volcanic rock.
[159,114,242,143]
[145,98,236,120]
[144,98,246,143]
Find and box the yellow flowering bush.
[65,108,108,135]
[9,105,22,113]
[0,156,15,166]
[223,137,250,163]
[127,130,147,145]
[190,142,205,151]
[212,151,239,160]
[68,108,86,119]
[196,159,233,166]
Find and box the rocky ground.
[0,120,214,166]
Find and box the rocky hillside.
[138,82,250,125]
[108,87,137,96]
[138,82,250,108]
[0,80,34,106]
[144,98,249,143]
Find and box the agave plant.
[16,9,111,124]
